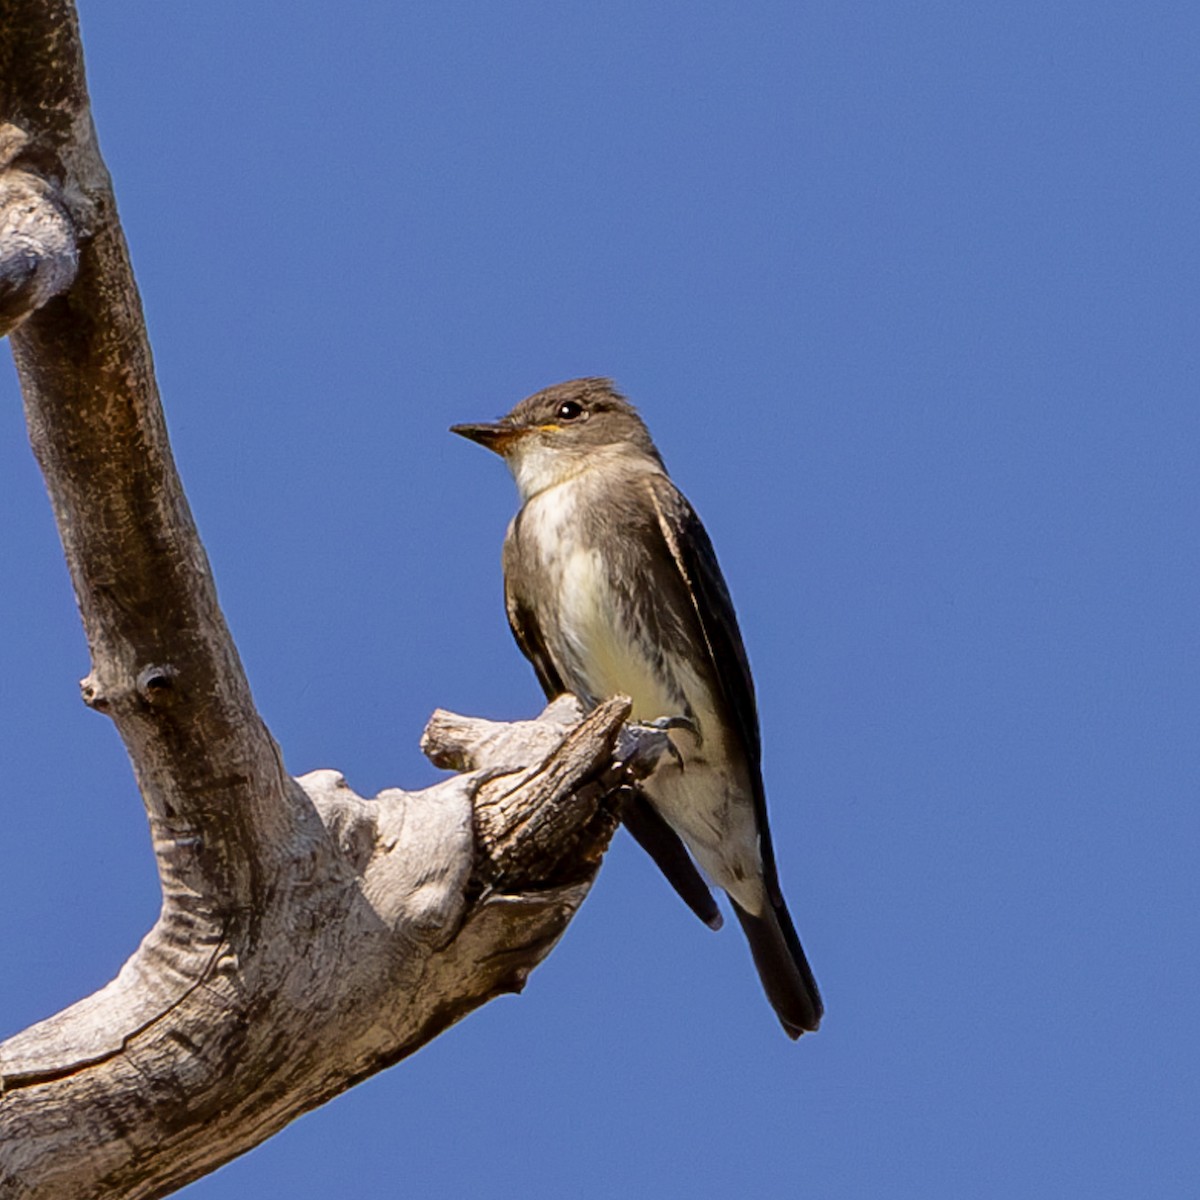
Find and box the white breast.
[519,479,676,718]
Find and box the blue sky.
[2,2,1197,1196]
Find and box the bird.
[451,377,822,1038]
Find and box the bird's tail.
[731,894,823,1039]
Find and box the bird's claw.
[631,714,699,771]
[637,714,699,737]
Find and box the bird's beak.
[450,421,524,456]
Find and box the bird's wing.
[505,590,565,699]
[503,531,566,699]
[644,475,788,903]
[643,475,761,765]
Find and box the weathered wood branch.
[0,121,76,336]
[0,5,638,1197]
[0,694,632,1200]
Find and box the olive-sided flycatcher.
[452,378,822,1038]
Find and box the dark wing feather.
[645,477,824,1032]
[503,530,565,698]
[644,475,787,903]
[505,591,565,699]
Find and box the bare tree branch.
[0,6,638,1197]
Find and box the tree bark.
[0,6,649,1196]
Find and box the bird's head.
[451,377,663,499]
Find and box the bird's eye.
[556,400,584,421]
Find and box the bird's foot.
[639,714,699,737]
[631,714,700,770]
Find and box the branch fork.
[0,4,653,1196]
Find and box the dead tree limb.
[0,5,648,1197]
